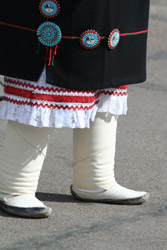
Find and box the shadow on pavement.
[36,192,77,203]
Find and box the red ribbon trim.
[4,86,127,104]
[0,21,148,38]
[3,96,100,111]
[0,21,37,32]
[4,78,128,92]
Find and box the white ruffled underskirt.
[0,68,128,128]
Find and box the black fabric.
[0,0,150,90]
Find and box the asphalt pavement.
[0,1,167,249]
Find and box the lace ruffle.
[0,68,128,128]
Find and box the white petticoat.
[0,67,128,128]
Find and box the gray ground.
[0,1,167,250]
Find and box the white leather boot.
[0,121,52,218]
[71,113,150,205]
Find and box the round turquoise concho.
[80,30,100,49]
[39,0,60,18]
[108,29,120,49]
[37,22,62,47]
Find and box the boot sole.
[0,201,52,218]
[70,185,150,205]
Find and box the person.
[0,0,150,218]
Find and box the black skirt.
[0,0,150,90]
